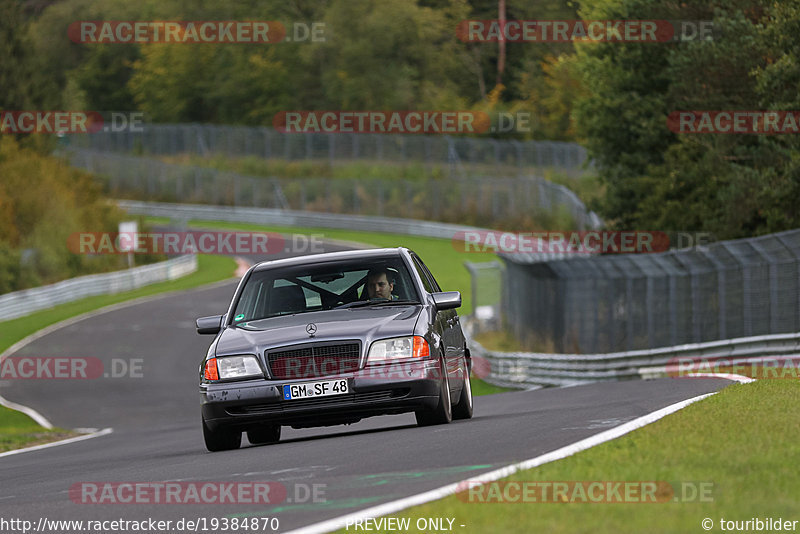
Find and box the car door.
[411,253,462,391]
[408,253,446,349]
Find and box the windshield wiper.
[334,299,420,309]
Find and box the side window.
[411,255,435,293]
[413,254,442,292]
[233,278,269,321]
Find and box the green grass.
[474,328,558,353]
[0,408,79,453]
[161,154,449,181]
[379,380,799,533]
[473,330,527,352]
[159,153,582,184]
[470,378,512,396]
[0,254,237,451]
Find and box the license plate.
[283,379,349,400]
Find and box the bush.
[0,138,130,294]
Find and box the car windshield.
[231,257,419,323]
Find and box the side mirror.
[196,315,223,335]
[431,291,461,311]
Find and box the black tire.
[452,369,473,420]
[202,418,241,452]
[247,424,281,445]
[415,357,452,426]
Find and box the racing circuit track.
[0,244,736,533]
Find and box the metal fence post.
[700,249,727,340]
[775,234,800,332]
[749,239,780,334]
[625,275,635,351]
[376,180,384,216]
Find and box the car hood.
[214,305,422,357]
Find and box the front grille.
[267,341,361,379]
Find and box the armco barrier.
[117,201,601,259]
[0,255,197,321]
[117,200,490,240]
[466,321,800,388]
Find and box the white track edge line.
[0,427,113,458]
[681,373,755,383]
[0,394,55,429]
[287,378,751,534]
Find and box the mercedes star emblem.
[306,323,317,336]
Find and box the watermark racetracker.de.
[457,480,714,503]
[457,19,714,43]
[68,21,326,43]
[273,110,534,134]
[0,111,144,134]
[669,111,800,134]
[68,231,326,256]
[0,357,143,380]
[69,481,325,505]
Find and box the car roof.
[250,247,411,272]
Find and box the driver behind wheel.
[365,268,397,300]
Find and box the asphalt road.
[0,246,735,533]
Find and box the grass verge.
[377,379,799,533]
[0,254,237,452]
[0,408,79,453]
[473,328,558,353]
[159,154,588,184]
[470,379,512,396]
[473,330,526,352]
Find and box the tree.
[572,0,800,238]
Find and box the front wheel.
[202,418,241,452]
[415,357,452,426]
[452,370,473,420]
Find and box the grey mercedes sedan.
[195,247,473,451]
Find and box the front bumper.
[201,358,442,430]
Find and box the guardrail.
[0,255,197,322]
[117,200,493,240]
[465,321,800,389]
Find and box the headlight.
[368,336,430,363]
[204,355,262,380]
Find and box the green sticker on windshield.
[234,314,245,321]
